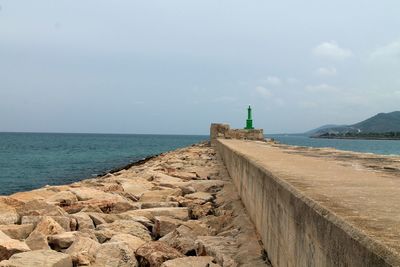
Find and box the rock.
[185,192,213,204]
[0,224,34,240]
[17,200,67,217]
[189,180,225,193]
[46,191,78,207]
[96,220,151,241]
[25,217,65,250]
[0,203,20,225]
[153,216,184,238]
[141,202,179,209]
[108,234,146,252]
[169,171,198,180]
[160,223,211,255]
[120,207,189,221]
[63,197,138,214]
[139,188,182,202]
[92,242,138,267]
[120,178,153,196]
[190,202,214,219]
[195,236,237,267]
[65,236,100,265]
[70,212,95,230]
[161,256,219,267]
[21,216,75,232]
[136,241,184,267]
[48,232,78,250]
[87,213,107,227]
[68,188,110,201]
[0,231,30,261]
[0,249,72,267]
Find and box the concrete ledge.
[216,139,399,267]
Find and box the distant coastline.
[312,132,400,140]
[312,136,400,141]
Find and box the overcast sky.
[1,1,400,134]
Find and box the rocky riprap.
[0,142,269,267]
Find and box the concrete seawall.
[216,139,400,267]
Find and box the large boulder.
[0,203,20,225]
[119,207,189,221]
[119,178,153,196]
[139,188,182,202]
[195,236,238,267]
[0,224,34,240]
[46,191,78,206]
[92,242,138,267]
[161,256,219,267]
[17,200,67,217]
[21,216,75,232]
[70,212,95,230]
[160,222,211,255]
[65,236,100,266]
[25,217,65,251]
[136,241,184,267]
[185,192,213,204]
[0,249,72,267]
[95,220,151,241]
[108,234,146,252]
[0,231,30,261]
[153,216,184,238]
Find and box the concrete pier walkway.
[217,139,400,266]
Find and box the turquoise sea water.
[0,133,206,195]
[269,134,400,156]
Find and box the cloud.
[305,83,339,93]
[369,40,400,61]
[315,67,337,76]
[255,86,273,98]
[313,41,353,60]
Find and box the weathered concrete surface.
[216,139,400,267]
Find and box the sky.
[1,1,400,134]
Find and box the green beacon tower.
[245,105,254,130]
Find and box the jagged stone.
[96,220,151,241]
[65,236,100,265]
[141,202,179,209]
[136,241,184,267]
[92,241,138,267]
[70,212,95,230]
[185,192,213,204]
[153,216,184,238]
[160,223,212,255]
[25,217,65,250]
[87,213,107,227]
[21,215,75,231]
[195,236,238,267]
[0,224,34,240]
[17,200,67,217]
[0,203,20,225]
[120,207,189,221]
[108,233,146,252]
[0,230,30,261]
[46,191,78,206]
[139,188,182,202]
[0,249,72,267]
[48,231,78,250]
[161,256,219,267]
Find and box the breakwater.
[0,142,268,266]
[215,138,400,266]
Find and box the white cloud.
[305,83,339,93]
[313,41,353,60]
[255,86,273,98]
[369,40,400,61]
[315,67,337,76]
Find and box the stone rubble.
[0,142,269,266]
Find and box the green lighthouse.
[245,105,254,129]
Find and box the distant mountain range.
[307,111,400,137]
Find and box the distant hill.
[308,111,400,137]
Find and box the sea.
[0,133,206,195]
[1,132,399,196]
[269,134,400,156]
